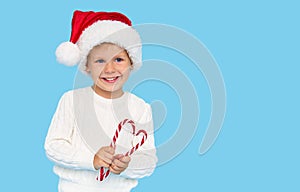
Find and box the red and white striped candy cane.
[96,119,148,181]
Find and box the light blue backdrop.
[1,0,299,191]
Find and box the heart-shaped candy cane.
[96,119,148,181]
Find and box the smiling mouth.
[100,76,120,83]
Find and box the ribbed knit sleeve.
[120,103,158,179]
[44,91,96,171]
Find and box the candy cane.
[96,119,148,181]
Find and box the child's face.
[86,43,132,98]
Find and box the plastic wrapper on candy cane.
[96,119,148,181]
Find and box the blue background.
[1,0,299,191]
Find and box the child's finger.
[112,159,126,168]
[102,156,113,165]
[104,146,115,154]
[114,154,124,159]
[94,155,110,169]
[109,163,124,174]
[119,156,131,163]
[99,160,110,168]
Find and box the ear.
[85,64,91,73]
[129,62,134,70]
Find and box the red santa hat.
[55,10,142,72]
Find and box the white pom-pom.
[55,42,81,66]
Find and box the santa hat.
[55,10,142,72]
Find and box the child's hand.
[109,154,131,175]
[93,146,115,170]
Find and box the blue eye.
[115,58,124,62]
[96,59,105,64]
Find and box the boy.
[45,10,157,192]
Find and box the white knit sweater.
[45,87,157,192]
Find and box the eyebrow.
[114,51,127,56]
[90,50,128,60]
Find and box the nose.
[103,61,116,73]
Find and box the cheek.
[89,67,104,80]
[121,70,131,80]
[119,64,131,73]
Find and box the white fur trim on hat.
[77,20,142,73]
